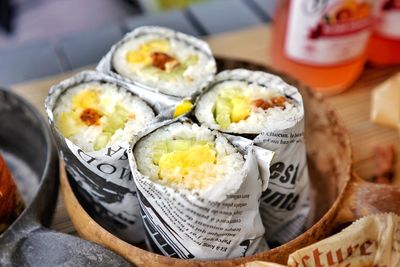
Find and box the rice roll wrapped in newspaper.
[46,71,157,243]
[130,121,273,259]
[195,69,310,246]
[99,26,216,98]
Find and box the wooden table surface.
[11,24,400,235]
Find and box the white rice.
[195,80,302,134]
[112,30,216,97]
[133,122,245,195]
[53,82,155,152]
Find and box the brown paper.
[245,213,400,267]
[287,213,400,266]
[371,73,400,132]
[244,261,286,267]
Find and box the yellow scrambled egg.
[152,140,217,190]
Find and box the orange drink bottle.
[271,0,374,95]
[368,0,400,66]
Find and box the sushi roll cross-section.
[53,81,155,152]
[134,122,245,197]
[110,26,216,98]
[195,78,302,134]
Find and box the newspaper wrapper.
[128,120,274,259]
[195,69,310,246]
[255,120,310,246]
[97,26,216,101]
[371,73,400,134]
[245,213,400,266]
[45,70,178,243]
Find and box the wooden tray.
[60,58,400,266]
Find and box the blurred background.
[1,0,399,94]
[0,0,276,86]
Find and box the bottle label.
[285,0,372,65]
[375,0,400,39]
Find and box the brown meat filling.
[252,96,288,110]
[80,108,101,126]
[151,52,179,71]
